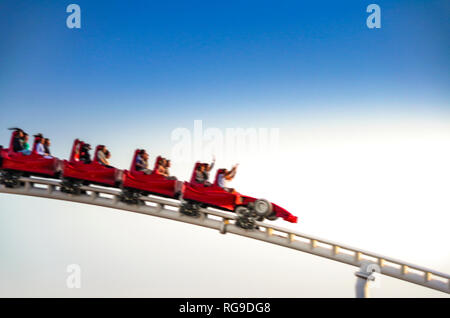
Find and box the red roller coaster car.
[121,150,184,203]
[0,130,61,187]
[181,163,298,227]
[61,139,123,193]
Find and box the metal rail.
[0,176,449,295]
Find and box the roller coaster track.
[0,176,449,297]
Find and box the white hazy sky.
[0,115,449,298]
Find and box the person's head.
[105,150,111,159]
[139,149,149,160]
[34,133,44,143]
[23,133,28,142]
[198,164,205,172]
[166,160,171,168]
[17,130,24,138]
[44,138,50,146]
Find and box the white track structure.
[0,176,449,297]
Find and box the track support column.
[355,263,378,298]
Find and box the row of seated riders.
[194,157,238,189]
[134,150,238,191]
[74,146,172,177]
[12,130,52,158]
[13,129,239,191]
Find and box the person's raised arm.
[208,156,216,171]
[226,164,238,180]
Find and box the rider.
[195,157,215,186]
[156,157,168,176]
[195,164,206,183]
[36,134,52,158]
[20,133,31,155]
[163,159,177,180]
[43,138,51,156]
[104,150,111,165]
[97,146,113,168]
[217,164,239,192]
[154,157,177,180]
[12,129,25,152]
[35,134,49,156]
[97,145,108,165]
[79,143,92,163]
[164,159,171,176]
[135,149,151,174]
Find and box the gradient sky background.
[0,0,449,297]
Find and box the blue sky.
[1,0,448,119]
[0,0,448,166]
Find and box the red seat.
[152,156,162,174]
[189,162,204,185]
[68,139,82,162]
[7,130,18,155]
[129,149,142,173]
[213,168,226,186]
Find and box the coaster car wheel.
[119,188,144,205]
[60,178,83,195]
[179,200,201,217]
[0,170,22,188]
[253,199,273,217]
[235,206,257,230]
